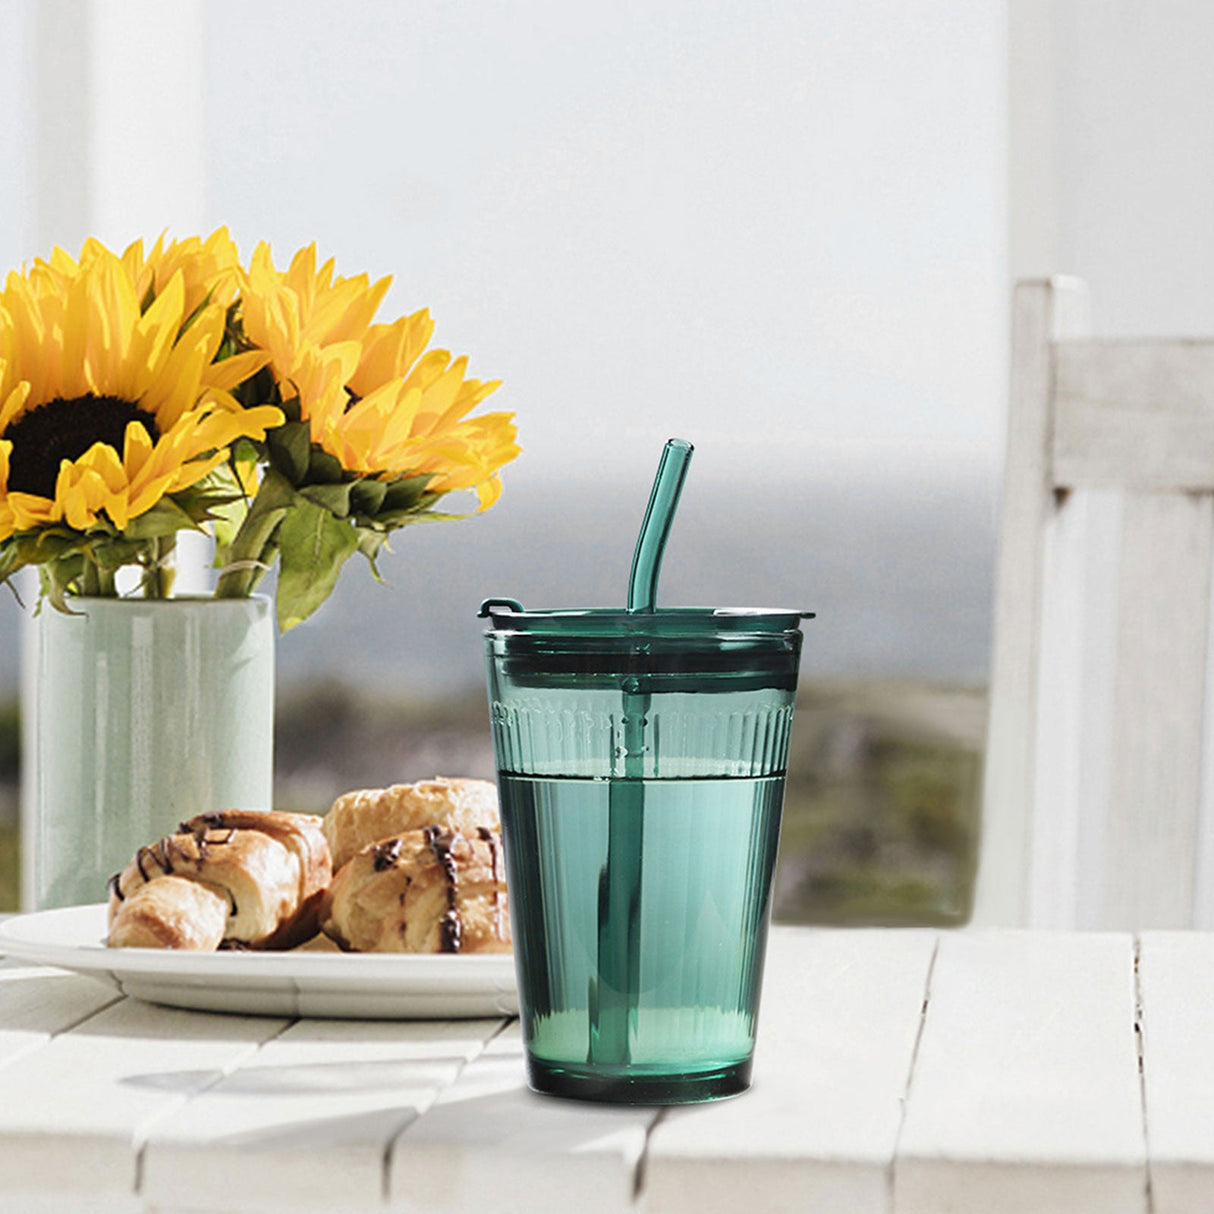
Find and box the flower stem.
[214,469,295,599]
[80,561,102,597]
[142,535,176,599]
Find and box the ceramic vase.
[25,596,274,910]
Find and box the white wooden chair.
[975,277,1214,928]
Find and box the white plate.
[0,904,518,1020]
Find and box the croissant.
[322,777,500,871]
[319,826,511,954]
[107,810,332,951]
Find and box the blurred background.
[2,0,1213,918]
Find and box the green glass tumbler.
[481,602,808,1104]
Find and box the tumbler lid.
[478,598,813,636]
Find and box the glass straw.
[591,439,694,1069]
[627,438,694,613]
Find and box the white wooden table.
[1,926,1212,1214]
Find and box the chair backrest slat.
[1028,489,1121,927]
[976,278,1090,925]
[1054,340,1214,490]
[1102,491,1213,927]
[977,279,1214,928]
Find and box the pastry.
[319,825,511,954]
[322,777,500,871]
[107,809,332,950]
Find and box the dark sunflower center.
[5,394,160,500]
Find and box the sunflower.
[237,244,519,509]
[297,337,518,510]
[24,228,243,326]
[0,247,280,544]
[120,228,244,317]
[238,241,391,382]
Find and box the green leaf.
[354,526,390,582]
[121,498,200,540]
[252,465,301,513]
[0,540,25,586]
[209,493,249,554]
[275,498,358,631]
[174,490,243,524]
[380,475,434,514]
[40,556,85,614]
[299,482,353,517]
[213,467,298,598]
[230,436,260,466]
[306,447,346,485]
[27,530,88,564]
[91,539,146,571]
[349,478,388,516]
[267,419,312,483]
[375,506,468,529]
[201,460,253,553]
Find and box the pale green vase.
[25,596,275,910]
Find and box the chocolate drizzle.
[425,826,462,953]
[477,826,506,941]
[190,811,227,829]
[135,837,177,881]
[373,838,403,871]
[107,872,124,902]
[179,813,233,861]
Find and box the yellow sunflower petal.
[77,441,127,496]
[401,349,451,396]
[126,472,177,520]
[56,462,109,530]
[123,421,155,479]
[60,272,93,399]
[351,310,435,395]
[7,491,58,531]
[203,349,271,392]
[126,269,187,398]
[0,382,31,434]
[474,474,503,511]
[179,404,283,452]
[165,451,227,493]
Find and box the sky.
[0,1,1007,686]
[0,0,1007,487]
[200,1,1007,483]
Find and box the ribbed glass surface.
[489,691,795,779]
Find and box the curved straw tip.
[627,437,695,613]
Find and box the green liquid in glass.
[500,772,784,1103]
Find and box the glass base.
[526,1056,752,1105]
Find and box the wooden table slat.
[390,1021,656,1214]
[141,1017,502,1212]
[0,962,122,1070]
[1137,932,1214,1214]
[0,992,289,1201]
[895,931,1146,1214]
[1,927,1212,1212]
[642,927,938,1214]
